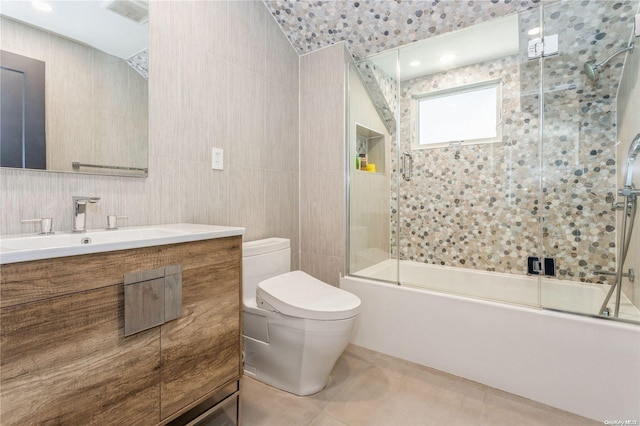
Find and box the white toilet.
[242,238,361,396]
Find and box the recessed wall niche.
[355,124,385,173]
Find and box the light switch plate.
[212,147,223,170]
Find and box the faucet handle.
[73,196,101,204]
[106,215,128,230]
[21,218,54,235]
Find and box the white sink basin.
[0,223,245,264]
[1,227,183,250]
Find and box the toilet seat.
[256,271,361,320]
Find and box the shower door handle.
[402,152,413,181]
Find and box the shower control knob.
[611,201,625,211]
[619,187,640,197]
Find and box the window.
[414,80,502,149]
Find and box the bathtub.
[355,259,640,321]
[341,260,640,422]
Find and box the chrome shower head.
[584,62,601,82]
[584,42,634,82]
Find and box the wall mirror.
[0,1,149,177]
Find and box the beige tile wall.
[0,1,300,267]
[299,43,350,286]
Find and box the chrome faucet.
[72,196,100,233]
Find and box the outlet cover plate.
[212,147,223,170]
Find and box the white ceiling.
[372,13,520,82]
[0,0,148,59]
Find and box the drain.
[81,237,92,245]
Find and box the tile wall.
[299,43,351,285]
[393,49,618,281]
[394,55,543,275]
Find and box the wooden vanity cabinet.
[0,236,242,425]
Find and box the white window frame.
[412,79,503,150]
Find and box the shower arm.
[595,42,635,70]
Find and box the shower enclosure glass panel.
[347,0,640,325]
[348,49,398,281]
[539,0,640,323]
[393,10,544,306]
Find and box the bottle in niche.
[356,155,360,170]
[359,153,367,171]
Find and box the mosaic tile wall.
[535,0,635,281]
[394,55,544,275]
[390,0,638,281]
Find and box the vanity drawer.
[195,393,239,426]
[164,381,240,426]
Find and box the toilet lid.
[256,271,361,320]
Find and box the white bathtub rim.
[350,259,640,323]
[342,274,640,329]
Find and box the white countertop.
[0,223,245,264]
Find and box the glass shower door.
[347,49,400,284]
[539,0,640,323]
[346,0,640,324]
[393,9,545,307]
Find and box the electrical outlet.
[212,148,223,170]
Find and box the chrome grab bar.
[401,151,413,181]
[593,269,635,283]
[599,187,638,317]
[72,162,148,173]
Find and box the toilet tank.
[242,238,291,305]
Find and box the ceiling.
[0,0,148,59]
[389,13,519,81]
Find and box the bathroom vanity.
[0,224,244,425]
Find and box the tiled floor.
[240,344,600,426]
